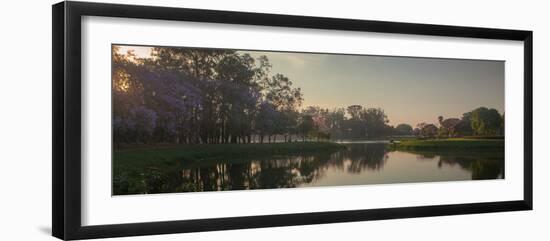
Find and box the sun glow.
[113,69,131,92]
[117,46,153,59]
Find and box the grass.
[392,138,504,151]
[334,136,418,141]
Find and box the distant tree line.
[297,105,396,140]
[112,46,504,145]
[413,107,505,138]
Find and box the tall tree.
[395,124,413,135]
[360,108,389,137]
[470,107,503,136]
[298,115,315,141]
[346,105,363,120]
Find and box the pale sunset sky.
[116,45,504,127]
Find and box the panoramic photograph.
[112,44,505,195]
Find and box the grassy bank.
[114,142,346,172]
[332,136,417,142]
[393,138,504,151]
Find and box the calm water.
[132,142,504,194]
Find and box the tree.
[215,54,255,83]
[298,115,315,141]
[421,124,438,138]
[360,108,389,137]
[454,112,474,136]
[394,124,413,135]
[300,106,332,141]
[255,102,278,143]
[415,122,437,138]
[129,106,158,143]
[346,105,363,120]
[470,107,503,136]
[263,74,303,110]
[326,108,346,139]
[412,127,421,136]
[259,73,303,140]
[115,45,507,146]
[437,116,461,137]
[280,110,299,142]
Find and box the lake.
[133,142,504,194]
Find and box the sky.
[116,45,504,127]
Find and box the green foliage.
[114,46,504,146]
[414,107,503,138]
[346,105,363,120]
[454,117,473,136]
[361,108,390,137]
[113,46,305,145]
[415,123,438,138]
[333,105,392,139]
[395,124,413,135]
[394,138,504,150]
[298,115,315,141]
[469,107,503,136]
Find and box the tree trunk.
[221,120,225,144]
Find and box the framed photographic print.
[52,1,533,240]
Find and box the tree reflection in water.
[409,149,505,180]
[126,143,503,194]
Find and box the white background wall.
[0,0,547,240]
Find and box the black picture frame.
[52,1,533,240]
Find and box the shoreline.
[392,138,504,151]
